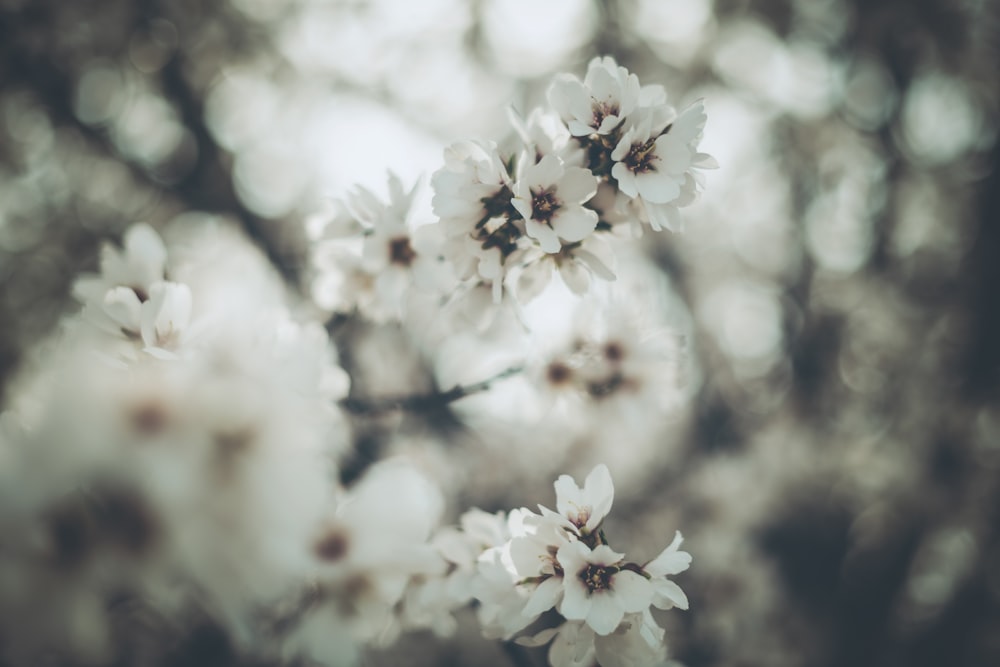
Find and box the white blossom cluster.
[0,55,708,667]
[425,464,691,667]
[0,222,447,666]
[309,56,715,322]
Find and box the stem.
[340,366,524,415]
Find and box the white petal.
[694,152,719,169]
[525,219,561,254]
[589,544,626,566]
[644,531,692,576]
[587,596,625,635]
[552,207,598,243]
[574,248,616,282]
[611,163,639,198]
[644,202,682,232]
[557,260,590,295]
[582,464,614,531]
[517,260,553,303]
[635,171,680,204]
[530,154,564,188]
[549,623,595,667]
[554,474,585,519]
[558,168,598,204]
[103,287,142,331]
[510,196,533,221]
[523,575,564,618]
[651,578,689,610]
[559,577,592,621]
[610,571,653,613]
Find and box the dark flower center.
[547,361,573,385]
[580,563,616,593]
[315,529,350,562]
[389,237,416,266]
[623,139,658,174]
[530,188,561,224]
[591,100,621,129]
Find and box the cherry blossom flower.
[511,154,599,254]
[611,101,717,231]
[644,531,692,610]
[556,540,653,635]
[541,463,615,537]
[548,56,641,137]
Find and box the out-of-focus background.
[1,0,998,666]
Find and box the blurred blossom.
[900,72,985,165]
[630,0,714,66]
[841,58,897,131]
[74,61,127,126]
[111,89,185,168]
[701,282,783,369]
[482,0,596,77]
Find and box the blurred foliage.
[1,0,999,665]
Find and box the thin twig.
[340,366,524,415]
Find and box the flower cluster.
[441,465,691,667]
[309,56,715,323]
[432,56,715,307]
[0,222,449,667]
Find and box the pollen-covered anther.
[530,188,562,224]
[623,139,659,174]
[579,563,617,592]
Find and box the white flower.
[541,463,615,537]
[643,531,691,610]
[431,139,511,236]
[611,101,717,231]
[515,234,616,302]
[511,154,598,254]
[593,610,667,667]
[73,223,168,303]
[508,107,586,168]
[548,56,641,137]
[557,541,653,635]
[519,621,596,667]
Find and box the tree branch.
[339,366,524,415]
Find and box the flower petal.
[634,171,680,204]
[644,531,692,576]
[523,575,564,618]
[610,570,653,613]
[552,206,598,243]
[558,168,598,204]
[587,595,626,635]
[651,578,689,610]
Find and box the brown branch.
[340,366,524,415]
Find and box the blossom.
[542,463,615,537]
[511,154,599,253]
[611,101,717,231]
[643,531,692,610]
[515,234,616,302]
[557,540,653,635]
[73,222,168,305]
[548,56,641,137]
